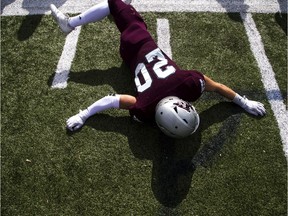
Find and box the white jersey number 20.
[134,48,176,92]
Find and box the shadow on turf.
[78,102,243,208]
[48,64,136,95]
[275,0,287,35]
[275,12,287,36]
[216,0,248,22]
[1,0,42,41]
[216,0,287,35]
[2,0,68,41]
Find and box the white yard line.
[1,0,285,16]
[157,19,172,59]
[51,26,81,89]
[241,12,288,157]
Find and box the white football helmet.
[155,96,200,138]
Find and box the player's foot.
[50,4,74,35]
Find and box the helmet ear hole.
[173,107,178,113]
[155,96,200,139]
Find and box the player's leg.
[68,0,133,29]
[69,2,110,28]
[108,0,153,68]
[50,0,132,35]
[108,0,147,33]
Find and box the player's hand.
[242,96,266,116]
[66,112,86,131]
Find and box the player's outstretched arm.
[203,75,266,116]
[66,94,136,131]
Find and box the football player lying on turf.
[50,0,266,138]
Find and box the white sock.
[79,95,120,120]
[68,1,110,28]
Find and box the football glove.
[66,110,88,131]
[233,94,266,116]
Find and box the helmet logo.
[173,102,192,113]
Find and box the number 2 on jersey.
[134,48,176,92]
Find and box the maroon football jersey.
[109,0,205,122]
[128,42,205,122]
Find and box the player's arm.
[203,75,266,116]
[66,94,136,131]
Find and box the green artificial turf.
[1,12,287,215]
